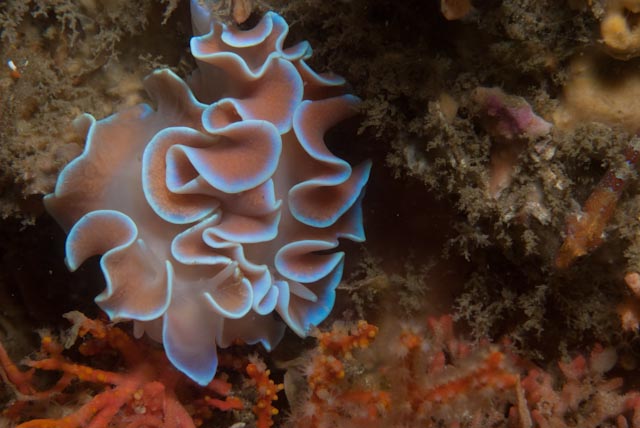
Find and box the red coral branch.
[0,311,243,428]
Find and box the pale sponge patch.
[553,54,640,132]
[601,0,640,59]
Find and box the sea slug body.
[44,1,370,386]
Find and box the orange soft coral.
[246,355,284,428]
[286,320,389,428]
[286,316,640,428]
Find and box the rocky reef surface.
[3,1,640,427]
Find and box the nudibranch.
[44,1,371,386]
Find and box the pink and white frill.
[44,2,371,386]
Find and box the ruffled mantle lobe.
[43,1,371,386]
